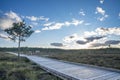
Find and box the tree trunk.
[18,36,21,60]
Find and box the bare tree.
[4,21,34,60]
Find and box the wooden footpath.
[8,52,120,80]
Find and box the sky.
[0,0,120,49]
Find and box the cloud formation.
[95,7,108,21]
[0,34,9,40]
[105,40,120,45]
[50,43,64,47]
[34,30,41,33]
[76,40,86,44]
[100,0,104,4]
[76,36,105,45]
[0,11,22,30]
[96,27,120,36]
[85,36,105,42]
[63,33,79,43]
[96,7,105,15]
[4,11,21,22]
[42,19,84,30]
[26,16,49,21]
[90,40,120,47]
[79,9,85,16]
[62,27,120,48]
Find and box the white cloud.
[0,11,22,30]
[64,21,71,26]
[119,13,120,17]
[42,27,49,31]
[26,16,37,21]
[72,19,84,26]
[39,16,49,21]
[95,7,108,21]
[63,33,79,43]
[32,22,38,26]
[96,27,120,35]
[49,23,64,30]
[5,11,21,22]
[100,0,104,4]
[50,43,64,47]
[97,14,108,21]
[0,33,8,39]
[79,9,85,16]
[84,31,97,37]
[84,27,120,36]
[43,22,55,27]
[42,23,64,30]
[62,27,120,49]
[96,7,105,15]
[34,30,41,33]
[64,19,84,26]
[0,18,14,30]
[0,33,12,41]
[26,16,49,21]
[42,19,84,31]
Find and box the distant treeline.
[0,47,120,54]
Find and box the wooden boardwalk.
[9,52,120,80]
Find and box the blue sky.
[0,0,120,49]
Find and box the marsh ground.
[0,52,62,80]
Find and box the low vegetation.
[0,47,120,70]
[47,51,120,70]
[0,52,61,80]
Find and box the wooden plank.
[8,52,120,80]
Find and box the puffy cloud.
[26,16,49,21]
[97,15,108,21]
[76,36,105,45]
[0,34,8,39]
[105,40,120,45]
[100,0,104,4]
[63,33,79,43]
[0,11,22,30]
[95,7,108,21]
[85,36,105,42]
[90,43,105,47]
[96,27,120,35]
[72,19,84,26]
[96,7,105,15]
[48,23,64,30]
[42,19,84,31]
[50,43,64,47]
[4,11,21,22]
[26,16,37,21]
[34,30,41,33]
[76,40,87,44]
[39,16,49,21]
[0,18,14,30]
[42,27,49,31]
[42,23,64,30]
[43,22,54,27]
[90,40,120,47]
[0,33,12,41]
[63,33,105,44]
[62,27,120,48]
[64,21,71,26]
[79,9,85,16]
[84,31,97,37]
